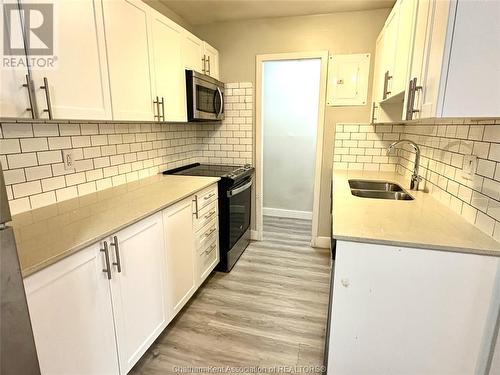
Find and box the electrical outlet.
[462,154,477,180]
[62,150,74,170]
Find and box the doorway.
[255,52,328,246]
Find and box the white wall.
[262,59,320,215]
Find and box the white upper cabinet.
[182,32,204,73]
[0,3,32,118]
[203,41,220,79]
[108,212,168,375]
[383,0,500,120]
[25,243,120,375]
[31,0,112,120]
[102,0,156,121]
[150,10,186,122]
[392,0,417,97]
[1,0,219,122]
[380,5,398,100]
[437,0,500,118]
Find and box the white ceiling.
[159,0,396,26]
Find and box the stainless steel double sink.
[348,179,414,201]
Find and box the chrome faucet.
[387,139,421,191]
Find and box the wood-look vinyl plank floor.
[130,216,331,374]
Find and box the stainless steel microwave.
[186,70,225,122]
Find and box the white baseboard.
[311,236,331,249]
[263,207,312,220]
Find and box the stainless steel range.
[164,163,254,272]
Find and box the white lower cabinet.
[163,197,197,318]
[24,184,220,374]
[327,240,500,375]
[108,212,168,375]
[24,243,120,375]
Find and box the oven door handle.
[227,179,252,198]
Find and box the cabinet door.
[24,243,119,375]
[182,32,204,73]
[102,0,155,121]
[25,0,112,120]
[372,33,385,104]
[163,196,197,317]
[382,4,398,98]
[150,11,186,122]
[404,0,432,120]
[109,212,168,375]
[0,4,31,118]
[419,0,454,118]
[441,0,500,118]
[203,42,220,79]
[392,0,417,96]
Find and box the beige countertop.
[332,170,500,257]
[11,174,220,277]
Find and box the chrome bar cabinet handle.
[100,241,112,280]
[153,96,160,121]
[40,77,53,119]
[160,96,165,121]
[22,74,38,119]
[201,55,206,73]
[207,56,211,76]
[110,235,121,273]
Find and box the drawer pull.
[205,227,216,237]
[204,210,216,220]
[205,244,217,255]
[203,193,215,201]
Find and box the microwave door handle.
[227,179,252,198]
[216,87,224,117]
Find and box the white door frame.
[255,51,328,247]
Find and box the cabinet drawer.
[195,218,217,250]
[200,239,217,267]
[196,185,218,211]
[194,201,217,232]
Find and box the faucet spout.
[387,139,421,191]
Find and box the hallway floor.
[130,216,331,374]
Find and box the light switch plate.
[62,150,74,170]
[462,154,477,180]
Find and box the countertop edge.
[21,177,220,278]
[332,234,500,258]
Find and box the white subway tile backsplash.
[12,180,42,198]
[20,137,48,152]
[3,169,25,185]
[7,153,38,169]
[25,165,52,181]
[398,121,500,239]
[483,125,500,142]
[2,123,33,138]
[37,150,62,165]
[0,139,21,154]
[33,123,58,137]
[48,137,72,150]
[59,124,81,136]
[55,186,78,201]
[30,191,56,209]
[1,86,247,214]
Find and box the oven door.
[227,177,252,249]
[191,75,224,121]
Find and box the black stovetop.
[163,163,253,180]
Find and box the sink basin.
[350,189,414,201]
[348,179,404,192]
